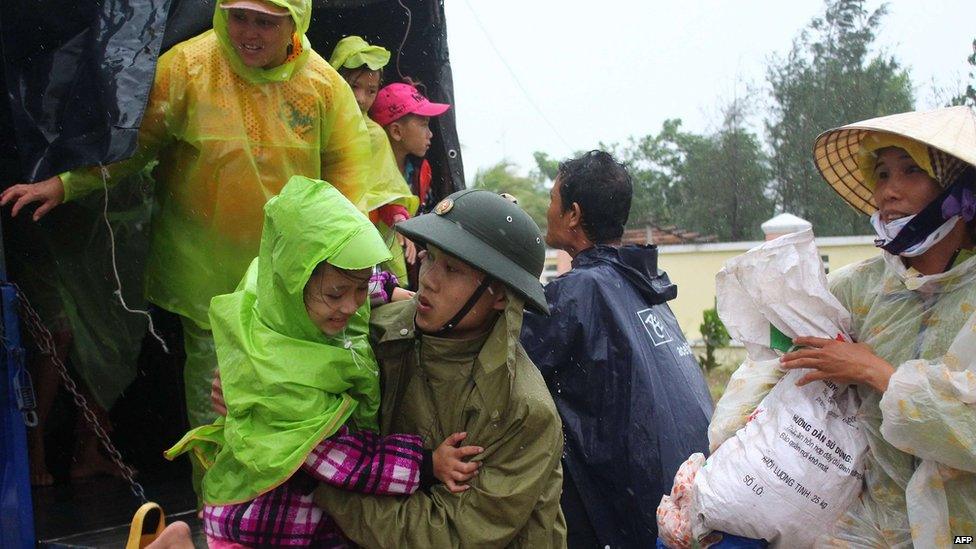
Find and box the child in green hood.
[166,176,480,547]
[329,35,420,287]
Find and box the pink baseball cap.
[368,83,451,127]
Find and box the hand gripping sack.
[689,230,868,548]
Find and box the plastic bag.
[688,230,868,547]
[657,453,706,548]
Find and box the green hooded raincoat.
[165,176,391,505]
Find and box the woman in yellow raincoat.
[712,106,976,548]
[1,0,371,498]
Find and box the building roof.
[621,224,719,246]
[760,213,812,235]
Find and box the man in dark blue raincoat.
[522,151,714,548]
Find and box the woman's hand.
[780,336,895,393]
[392,214,418,266]
[403,237,418,266]
[0,176,65,221]
[432,432,482,493]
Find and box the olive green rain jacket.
[59,0,371,329]
[315,297,568,548]
[165,176,391,504]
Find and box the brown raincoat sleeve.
[314,398,565,548]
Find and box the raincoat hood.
[255,176,392,342]
[166,176,391,505]
[574,244,677,305]
[213,0,312,84]
[328,35,391,71]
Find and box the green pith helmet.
[396,189,549,315]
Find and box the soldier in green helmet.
[313,188,568,548]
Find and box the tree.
[766,0,914,235]
[671,98,774,241]
[531,151,560,182]
[532,108,771,241]
[535,120,692,229]
[949,39,976,107]
[472,161,550,230]
[611,119,690,229]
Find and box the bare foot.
[70,431,135,480]
[28,430,54,486]
[146,521,194,549]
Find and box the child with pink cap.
[369,81,451,214]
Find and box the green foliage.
[765,0,914,235]
[699,306,730,372]
[610,118,690,228]
[670,99,774,241]
[472,161,550,230]
[949,39,976,107]
[526,0,922,242]
[587,100,773,242]
[531,151,560,182]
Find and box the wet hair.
[304,261,371,302]
[401,76,426,93]
[556,150,633,243]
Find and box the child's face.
[346,70,381,114]
[414,245,506,338]
[304,263,372,335]
[390,115,433,158]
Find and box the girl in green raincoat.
[1,0,375,500]
[329,35,420,287]
[166,176,480,547]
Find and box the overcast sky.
[442,0,976,182]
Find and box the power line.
[461,0,573,150]
[395,0,412,80]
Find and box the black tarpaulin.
[1,0,172,183]
[0,0,465,194]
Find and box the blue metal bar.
[1,283,35,548]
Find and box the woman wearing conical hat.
[772,106,976,548]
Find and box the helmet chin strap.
[419,276,494,337]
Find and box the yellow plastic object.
[125,502,166,549]
[59,0,371,330]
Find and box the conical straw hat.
[813,106,976,215]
